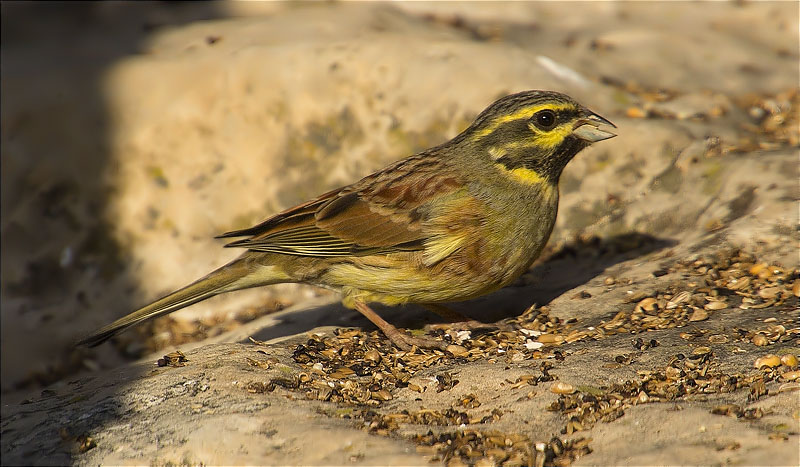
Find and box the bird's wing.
[217,154,465,257]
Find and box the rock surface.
[1,2,798,466]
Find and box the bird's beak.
[573,112,617,143]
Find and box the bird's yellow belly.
[324,222,552,308]
[320,184,559,309]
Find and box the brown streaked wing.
[216,187,341,240]
[218,154,465,257]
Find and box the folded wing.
[218,155,464,258]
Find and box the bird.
[78,90,616,351]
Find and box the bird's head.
[461,90,616,185]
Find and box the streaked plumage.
[79,90,616,350]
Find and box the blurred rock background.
[1,1,797,393]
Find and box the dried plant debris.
[239,246,797,465]
[595,248,799,341]
[546,347,793,436]
[284,329,502,406]
[157,350,188,367]
[604,81,799,152]
[59,428,97,454]
[363,406,504,436]
[125,299,291,356]
[246,327,576,464]
[733,89,800,150]
[413,431,591,467]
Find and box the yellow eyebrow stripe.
[474,103,574,139]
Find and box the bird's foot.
[385,329,448,352]
[352,300,447,352]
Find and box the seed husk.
[446,344,469,357]
[780,370,800,382]
[538,334,565,344]
[780,354,798,368]
[550,382,576,394]
[690,309,710,321]
[751,334,769,346]
[636,297,658,313]
[754,354,781,368]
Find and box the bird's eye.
[533,110,557,130]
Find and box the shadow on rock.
[515,232,677,309]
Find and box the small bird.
[79,90,616,350]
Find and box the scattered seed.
[371,389,392,401]
[690,309,710,321]
[364,348,381,364]
[711,404,742,417]
[780,370,800,382]
[780,354,798,368]
[754,354,781,368]
[708,334,728,344]
[777,382,800,393]
[751,334,769,346]
[636,297,658,313]
[758,287,781,300]
[157,350,188,367]
[446,344,469,357]
[550,382,575,394]
[538,334,565,344]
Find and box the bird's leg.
[422,303,499,331]
[352,300,447,351]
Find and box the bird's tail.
[77,258,287,347]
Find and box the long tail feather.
[77,259,280,347]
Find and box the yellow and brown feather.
[78,90,615,346]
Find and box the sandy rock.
[1,2,798,465]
